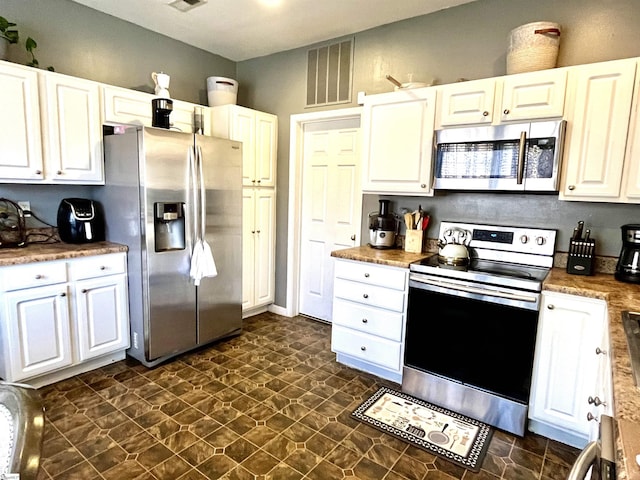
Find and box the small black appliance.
[368,199,398,249]
[615,224,640,283]
[152,98,173,129]
[57,198,105,244]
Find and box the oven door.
[405,273,540,403]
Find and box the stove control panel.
[439,221,556,258]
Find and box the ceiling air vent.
[306,38,353,107]
[169,0,207,13]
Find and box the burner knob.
[520,235,529,244]
[536,236,546,246]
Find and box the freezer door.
[195,135,243,343]
[142,128,197,360]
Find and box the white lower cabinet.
[528,291,610,448]
[331,259,408,383]
[0,252,130,387]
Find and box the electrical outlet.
[18,201,31,216]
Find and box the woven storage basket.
[506,21,561,74]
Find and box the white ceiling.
[70,0,478,61]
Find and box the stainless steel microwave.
[433,119,567,192]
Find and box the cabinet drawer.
[68,253,127,280]
[332,298,404,341]
[331,325,402,371]
[1,261,67,291]
[334,278,405,312]
[334,260,406,290]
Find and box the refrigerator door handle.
[189,145,200,242]
[197,146,206,237]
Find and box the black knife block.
[566,239,596,275]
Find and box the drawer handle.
[363,293,368,299]
[360,346,366,351]
[364,273,370,278]
[595,347,607,355]
[588,396,606,407]
[362,318,368,324]
[35,274,44,280]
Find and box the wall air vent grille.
[168,0,207,13]
[306,38,353,107]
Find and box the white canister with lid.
[207,76,238,106]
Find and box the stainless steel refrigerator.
[96,126,242,367]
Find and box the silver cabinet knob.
[351,234,356,241]
[256,180,261,184]
[362,318,368,324]
[364,273,370,278]
[568,185,576,191]
[35,170,42,175]
[100,266,106,270]
[82,289,88,294]
[503,109,510,115]
[363,293,369,299]
[547,304,555,310]
[595,347,607,355]
[57,170,63,175]
[420,184,427,188]
[360,346,366,351]
[35,274,43,279]
[482,111,489,117]
[60,292,66,297]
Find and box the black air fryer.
[57,198,105,243]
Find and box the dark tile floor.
[36,312,579,479]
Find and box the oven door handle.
[410,275,538,303]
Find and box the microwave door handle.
[517,130,526,185]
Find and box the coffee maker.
[368,199,398,249]
[615,224,640,283]
[152,98,173,129]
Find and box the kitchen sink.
[622,311,640,387]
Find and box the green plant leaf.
[25,37,37,52]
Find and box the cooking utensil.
[385,74,431,90]
[427,423,450,445]
[385,75,403,88]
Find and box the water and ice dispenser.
[154,202,185,251]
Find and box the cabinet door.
[253,188,276,307]
[242,189,256,310]
[437,78,495,126]
[0,61,43,182]
[362,88,436,194]
[40,72,104,183]
[4,284,72,381]
[74,274,130,361]
[500,69,567,122]
[622,69,640,202]
[561,59,637,200]
[529,292,607,439]
[103,85,154,126]
[232,108,257,186]
[242,188,276,311]
[254,111,277,187]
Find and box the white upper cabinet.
[560,58,637,201]
[361,87,436,195]
[102,84,208,135]
[0,62,43,181]
[211,105,277,187]
[0,61,104,184]
[437,78,496,127]
[39,70,104,184]
[436,69,567,128]
[621,65,640,202]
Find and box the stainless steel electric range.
[403,221,557,436]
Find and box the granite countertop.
[331,245,640,479]
[0,241,128,266]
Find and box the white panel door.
[74,275,130,361]
[5,284,72,381]
[40,72,104,183]
[299,118,361,322]
[0,61,43,182]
